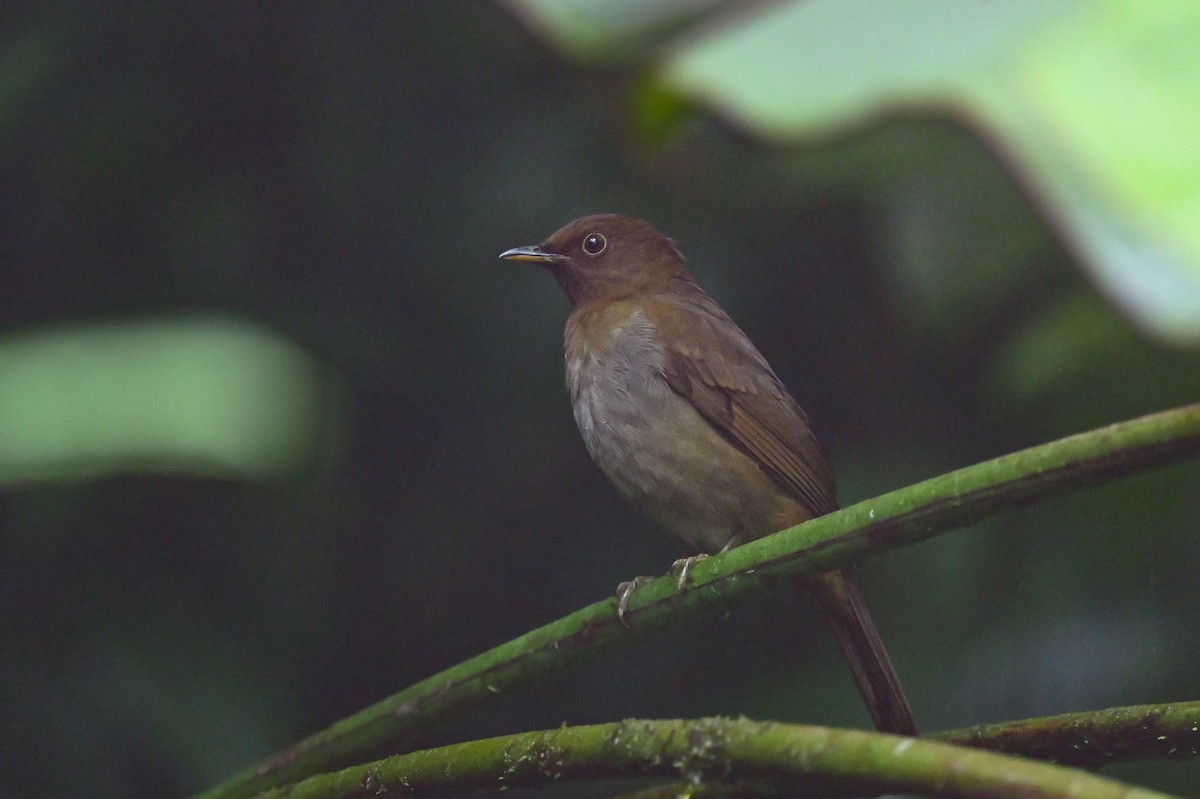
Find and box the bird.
[499,213,917,736]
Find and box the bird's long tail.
[806,568,917,736]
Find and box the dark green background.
[2,3,1198,797]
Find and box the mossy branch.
[932,700,1200,769]
[196,403,1200,799]
[255,718,1181,799]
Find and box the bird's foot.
[615,576,656,628]
[616,555,710,627]
[671,554,709,592]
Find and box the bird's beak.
[499,245,563,265]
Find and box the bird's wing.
[652,295,838,517]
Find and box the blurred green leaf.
[654,0,1200,341]
[0,317,335,483]
[659,0,1079,137]
[496,0,724,61]
[983,0,1200,343]
[629,72,697,144]
[983,291,1200,429]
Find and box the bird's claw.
[671,554,708,592]
[615,576,655,628]
[616,555,709,627]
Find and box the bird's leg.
[718,536,743,554]
[615,576,656,628]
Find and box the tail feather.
[807,568,917,736]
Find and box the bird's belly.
[573,364,793,554]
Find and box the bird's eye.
[582,233,607,256]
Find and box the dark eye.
[582,233,607,256]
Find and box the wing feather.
[652,293,838,517]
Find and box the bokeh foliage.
[0,2,1198,797]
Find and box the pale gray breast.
[564,308,779,553]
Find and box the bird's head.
[500,214,690,306]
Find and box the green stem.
[195,403,1200,799]
[257,718,1181,799]
[933,700,1200,769]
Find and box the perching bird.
[500,213,916,735]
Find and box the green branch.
[934,701,1200,769]
[255,718,1181,799]
[196,403,1200,799]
